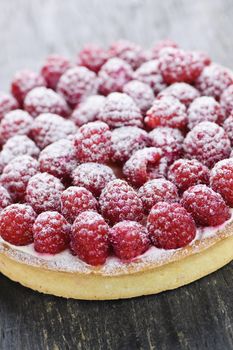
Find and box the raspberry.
[187,96,224,129]
[39,139,77,180]
[99,92,143,128]
[134,60,167,95]
[72,163,116,197]
[158,48,207,84]
[71,211,110,265]
[210,159,233,206]
[33,211,70,254]
[123,147,167,187]
[147,202,196,249]
[223,115,233,145]
[195,64,233,100]
[220,85,233,117]
[61,186,98,223]
[24,87,70,118]
[158,82,200,107]
[98,58,133,95]
[109,40,145,69]
[123,80,154,114]
[1,155,39,201]
[30,113,76,149]
[57,66,98,106]
[73,121,112,163]
[99,179,144,225]
[26,172,64,213]
[0,109,33,145]
[168,159,210,192]
[181,185,230,226]
[77,43,109,72]
[71,95,105,126]
[0,135,40,172]
[183,121,231,168]
[41,55,71,89]
[0,185,12,211]
[145,96,187,129]
[138,179,179,213]
[0,92,19,121]
[11,70,46,105]
[149,127,184,163]
[150,39,178,59]
[111,126,149,163]
[109,221,150,260]
[0,204,36,245]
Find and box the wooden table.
[0,0,233,349]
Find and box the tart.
[0,39,233,300]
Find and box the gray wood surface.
[0,0,233,349]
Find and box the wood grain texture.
[0,0,233,349]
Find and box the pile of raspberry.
[0,39,233,266]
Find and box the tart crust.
[0,222,232,300]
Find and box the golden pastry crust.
[0,221,232,300]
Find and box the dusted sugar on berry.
[61,186,98,223]
[223,115,233,145]
[150,39,178,59]
[111,126,149,163]
[11,69,46,105]
[220,85,233,117]
[26,172,64,213]
[99,92,143,128]
[1,155,39,201]
[77,44,109,73]
[41,55,71,89]
[71,210,110,266]
[0,92,19,121]
[57,66,98,106]
[73,121,112,163]
[71,95,105,127]
[145,96,187,130]
[0,109,33,145]
[99,179,144,225]
[149,127,184,163]
[72,162,116,197]
[24,87,70,118]
[134,60,167,95]
[33,211,70,254]
[98,58,133,95]
[123,147,167,187]
[138,178,179,213]
[39,139,77,180]
[30,113,76,149]
[158,82,200,107]
[0,204,36,245]
[147,202,196,249]
[210,159,233,206]
[109,221,150,260]
[158,48,207,84]
[183,121,231,168]
[168,159,210,192]
[109,40,145,70]
[0,135,40,172]
[123,80,154,114]
[0,185,12,211]
[195,64,233,100]
[187,96,224,129]
[181,184,230,226]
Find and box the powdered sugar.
[99,92,143,128]
[134,59,167,94]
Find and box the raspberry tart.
[0,40,233,300]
